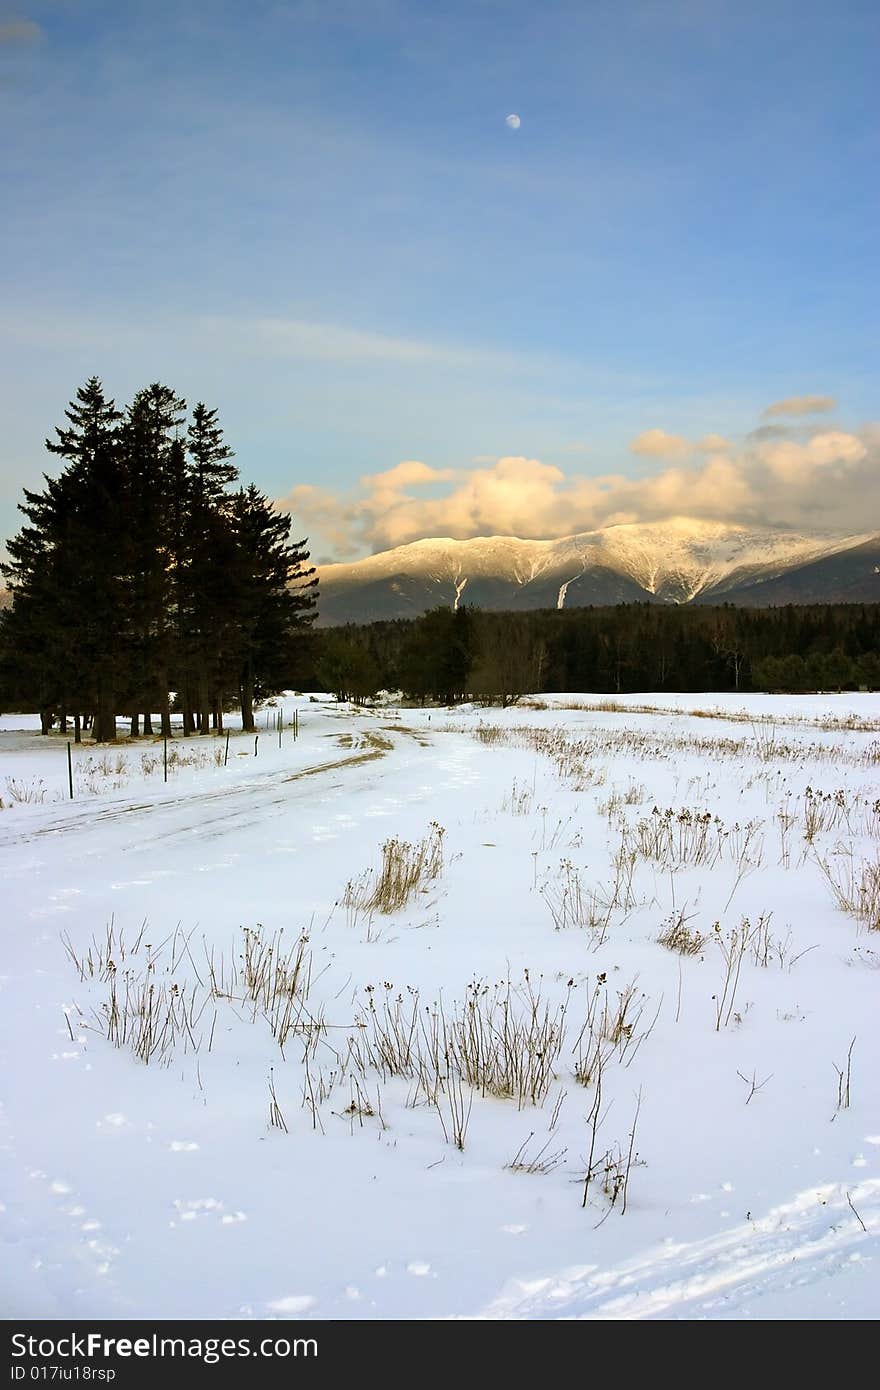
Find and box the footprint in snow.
[169,1197,246,1227]
[171,1197,222,1223]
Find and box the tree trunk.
[240,665,255,733]
[74,712,82,745]
[94,681,116,742]
[200,677,211,735]
[182,680,194,737]
[39,709,53,736]
[131,712,140,738]
[160,688,172,739]
[60,709,68,734]
[143,712,154,736]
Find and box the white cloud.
[279,424,880,558]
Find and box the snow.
[1,693,878,1320]
[317,518,877,605]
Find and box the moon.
[505,113,521,130]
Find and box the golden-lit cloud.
[629,429,690,458]
[277,419,879,559]
[762,395,836,418]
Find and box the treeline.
[317,603,880,704]
[0,378,317,739]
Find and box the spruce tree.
[227,486,317,729]
[3,379,128,739]
[1,379,321,736]
[183,404,238,733]
[122,384,186,735]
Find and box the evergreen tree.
[228,486,318,729]
[180,404,238,733]
[121,384,187,735]
[0,379,319,737]
[3,379,129,739]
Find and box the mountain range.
[315,518,880,624]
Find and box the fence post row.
[60,706,297,789]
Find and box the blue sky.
[1,0,878,559]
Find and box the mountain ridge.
[315,518,880,623]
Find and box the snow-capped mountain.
[315,518,880,623]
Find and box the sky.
[1,0,878,562]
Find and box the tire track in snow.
[475,1180,879,1319]
[0,734,398,849]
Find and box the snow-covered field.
[1,692,878,1321]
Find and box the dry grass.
[4,777,51,804]
[834,1037,856,1111]
[572,976,659,1088]
[5,745,228,807]
[61,903,663,1191]
[64,920,315,1067]
[597,783,646,818]
[456,719,876,774]
[499,779,536,816]
[657,909,705,955]
[582,1061,643,1220]
[626,806,764,872]
[711,919,759,1030]
[450,975,570,1109]
[343,822,445,916]
[507,1131,568,1175]
[817,851,880,932]
[540,850,637,944]
[520,698,880,734]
